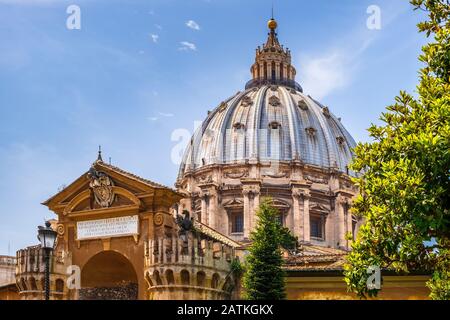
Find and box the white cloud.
[298,32,376,100]
[178,41,197,51]
[155,24,163,30]
[158,112,174,117]
[186,20,200,31]
[150,34,159,43]
[148,117,159,121]
[299,52,350,100]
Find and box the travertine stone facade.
[15,245,71,300]
[144,225,239,300]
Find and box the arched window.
[165,269,175,285]
[181,270,190,286]
[197,271,206,287]
[211,273,220,289]
[271,61,276,80]
[20,278,27,291]
[154,270,163,286]
[55,279,64,293]
[29,277,38,291]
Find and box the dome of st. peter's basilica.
[176,19,360,250]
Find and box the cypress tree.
[242,198,287,300]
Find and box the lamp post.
[37,221,57,300]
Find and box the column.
[251,188,260,230]
[302,191,311,243]
[200,193,208,225]
[336,196,347,249]
[209,190,218,231]
[292,190,302,239]
[243,189,251,239]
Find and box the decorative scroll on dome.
[322,107,331,118]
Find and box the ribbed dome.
[178,85,356,178]
[178,18,357,180]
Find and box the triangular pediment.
[43,160,181,218]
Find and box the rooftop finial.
[97,145,103,162]
[268,1,277,31]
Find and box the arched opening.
[211,273,220,289]
[165,269,175,285]
[80,251,138,300]
[154,270,163,286]
[29,277,38,291]
[181,270,190,286]
[55,279,64,293]
[20,278,27,291]
[197,271,206,287]
[271,61,276,80]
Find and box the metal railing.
[245,78,303,92]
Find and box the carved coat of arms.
[88,167,115,208]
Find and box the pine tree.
[344,0,450,299]
[242,198,287,300]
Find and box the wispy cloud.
[155,24,163,30]
[299,52,351,100]
[150,34,159,43]
[148,117,159,121]
[186,20,200,31]
[158,112,174,117]
[178,41,197,51]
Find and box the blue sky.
[0,0,427,254]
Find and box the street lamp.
[37,221,57,300]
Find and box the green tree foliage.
[242,198,295,300]
[344,0,450,299]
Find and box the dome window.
[233,123,246,131]
[336,136,345,145]
[269,95,281,107]
[298,100,308,111]
[305,127,316,136]
[269,121,281,130]
[322,107,331,118]
[241,96,253,107]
